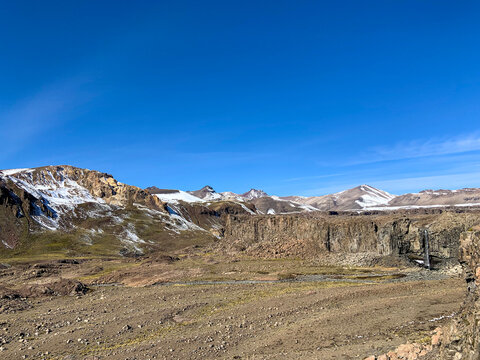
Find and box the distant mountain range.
[148,182,480,214]
[1,165,480,253]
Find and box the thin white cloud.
[302,171,480,197]
[371,172,480,194]
[351,133,480,165]
[282,173,345,183]
[0,77,91,161]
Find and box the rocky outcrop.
[25,166,165,210]
[223,211,480,260]
[0,180,28,248]
[431,227,480,359]
[0,177,57,247]
[362,226,480,360]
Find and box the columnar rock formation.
[222,212,480,260]
[433,228,480,359]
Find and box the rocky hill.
[386,188,480,209]
[0,166,225,257]
[285,185,396,211]
[3,164,480,261]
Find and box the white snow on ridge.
[356,185,396,209]
[7,172,105,209]
[242,189,268,201]
[154,191,205,204]
[219,191,245,202]
[0,168,33,176]
[2,169,107,230]
[270,195,319,212]
[202,192,223,201]
[239,203,256,215]
[165,213,206,233]
[359,202,480,212]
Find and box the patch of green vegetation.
[194,280,364,318]
[278,272,297,280]
[165,256,386,282]
[344,273,407,281]
[78,261,141,282]
[83,322,190,355]
[0,229,123,263]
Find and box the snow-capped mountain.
[289,185,395,211]
[188,185,222,201]
[372,188,480,210]
[3,164,480,255]
[0,166,218,253]
[241,189,268,201]
[146,187,206,204]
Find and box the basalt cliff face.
[222,211,480,262]
[431,228,480,359]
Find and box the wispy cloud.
[282,173,345,183]
[351,132,480,165]
[371,171,480,194]
[301,170,480,197]
[0,77,92,161]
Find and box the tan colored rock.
[378,354,389,360]
[475,266,480,279]
[387,351,399,360]
[395,343,415,358]
[431,332,442,346]
[364,356,376,360]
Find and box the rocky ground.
[0,256,465,360]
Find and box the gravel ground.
[0,271,464,360]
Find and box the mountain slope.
[241,189,268,201]
[379,188,480,209]
[291,185,396,211]
[0,166,220,256]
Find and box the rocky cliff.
[222,211,480,261]
[430,227,480,359]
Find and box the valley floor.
[0,258,465,360]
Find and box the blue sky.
[1,1,479,196]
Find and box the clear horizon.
[1,1,479,196]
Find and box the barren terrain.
[0,256,465,360]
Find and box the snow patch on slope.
[3,169,108,229]
[355,185,396,209]
[154,191,205,204]
[0,168,34,176]
[242,189,268,200]
[361,202,480,212]
[121,225,146,253]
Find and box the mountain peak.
[189,185,221,200]
[241,189,268,200]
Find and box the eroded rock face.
[366,227,480,360]
[223,212,480,260]
[0,166,169,251]
[434,228,480,359]
[23,166,165,210]
[0,180,29,248]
